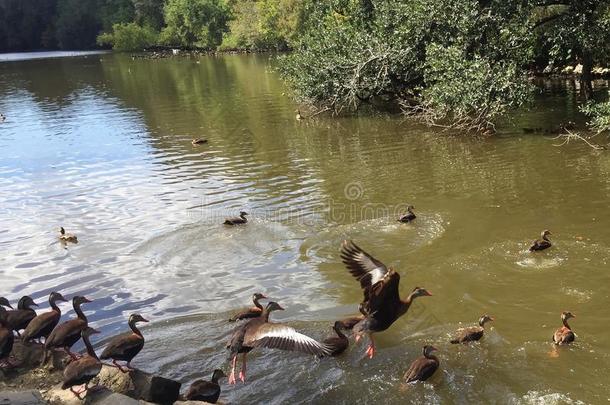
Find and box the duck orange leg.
[365,335,376,358]
[239,353,247,382]
[228,355,238,385]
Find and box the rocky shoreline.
[0,342,214,405]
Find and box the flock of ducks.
[0,209,569,403]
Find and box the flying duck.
[43,296,92,362]
[22,292,68,344]
[226,302,331,384]
[403,345,440,383]
[341,240,432,358]
[184,369,226,403]
[100,313,149,372]
[553,311,576,345]
[61,327,102,399]
[529,230,552,251]
[450,315,494,344]
[229,293,268,322]
[224,211,249,225]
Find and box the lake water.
[0,53,609,404]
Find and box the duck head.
[423,345,438,357]
[265,301,285,313]
[59,227,66,235]
[0,297,12,309]
[212,369,227,383]
[73,296,92,306]
[541,229,552,238]
[129,313,149,325]
[19,295,38,309]
[407,205,415,211]
[561,311,575,322]
[49,292,68,304]
[81,326,101,338]
[253,292,267,301]
[478,314,494,327]
[240,211,249,218]
[410,287,433,299]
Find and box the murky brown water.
[1,52,609,404]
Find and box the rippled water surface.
[1,53,609,404]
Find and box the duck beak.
[425,291,433,296]
[91,328,101,334]
[489,317,495,321]
[141,317,150,323]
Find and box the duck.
[398,205,416,223]
[192,138,208,145]
[184,369,226,403]
[0,113,5,122]
[529,230,552,251]
[6,296,39,336]
[229,293,268,322]
[100,313,149,372]
[553,311,576,345]
[59,227,78,243]
[0,297,13,310]
[403,345,440,383]
[0,306,15,368]
[337,315,364,330]
[223,211,249,225]
[295,109,303,121]
[43,296,92,362]
[340,240,432,358]
[450,315,494,344]
[61,327,102,399]
[321,321,349,357]
[22,292,68,344]
[226,302,331,384]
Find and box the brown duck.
[450,315,494,344]
[192,138,208,145]
[22,292,68,344]
[43,296,92,362]
[6,296,39,336]
[59,227,78,243]
[226,302,331,384]
[403,345,440,383]
[553,311,576,345]
[0,306,15,368]
[398,205,416,223]
[100,313,149,372]
[530,230,552,252]
[184,369,226,403]
[321,321,349,357]
[341,240,432,358]
[224,211,249,225]
[61,327,102,399]
[229,293,268,322]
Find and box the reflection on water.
[0,53,609,404]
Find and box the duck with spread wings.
[226,301,332,384]
[340,240,432,358]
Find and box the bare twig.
[551,129,606,150]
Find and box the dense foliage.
[1,0,609,133]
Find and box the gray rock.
[0,390,45,405]
[94,366,180,405]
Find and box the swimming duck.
[184,369,226,403]
[321,321,349,357]
[61,327,102,399]
[0,113,5,122]
[403,345,440,383]
[553,311,576,345]
[43,296,92,362]
[22,292,68,344]
[229,293,268,322]
[59,227,78,243]
[224,211,249,225]
[6,296,39,336]
[450,315,494,344]
[192,138,208,145]
[398,205,416,223]
[226,302,331,384]
[0,306,15,368]
[100,313,149,373]
[295,109,303,121]
[341,240,432,358]
[529,230,552,252]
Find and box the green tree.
[55,0,102,49]
[97,22,158,51]
[160,0,230,48]
[132,0,165,31]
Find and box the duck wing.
[341,240,389,289]
[100,332,144,360]
[365,268,401,315]
[404,357,438,383]
[244,323,332,356]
